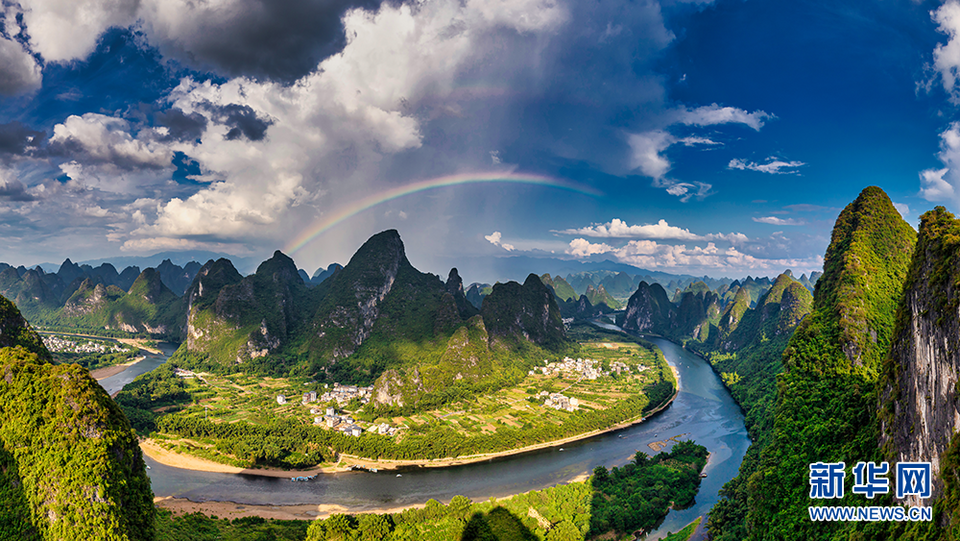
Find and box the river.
[130,333,749,539]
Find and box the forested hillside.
[741,186,916,540]
[0,295,154,540]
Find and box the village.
[41,334,129,355]
[529,356,643,380]
[275,382,398,438]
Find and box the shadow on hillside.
[461,507,537,541]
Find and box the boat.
[558,448,564,452]
[396,474,402,477]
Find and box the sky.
[0,0,958,281]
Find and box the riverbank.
[153,496,422,521]
[140,380,680,477]
[90,356,143,380]
[153,470,593,521]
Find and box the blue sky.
[0,0,956,280]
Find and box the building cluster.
[308,407,398,437]
[320,382,373,406]
[536,391,579,412]
[174,368,197,378]
[609,360,638,375]
[369,423,398,436]
[42,335,126,354]
[529,356,628,380]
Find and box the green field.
[130,324,677,468]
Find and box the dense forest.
[0,296,154,540]
[301,441,706,541]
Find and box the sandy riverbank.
[140,440,336,476]
[141,380,680,477]
[90,357,143,380]
[153,496,430,521]
[116,338,163,354]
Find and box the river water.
[98,341,180,395]
[128,332,749,539]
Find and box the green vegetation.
[136,322,674,467]
[725,186,916,541]
[539,273,576,302]
[303,441,706,541]
[661,516,701,541]
[156,510,308,541]
[0,294,49,360]
[41,333,141,371]
[147,355,673,466]
[0,295,154,541]
[589,440,708,536]
[13,269,183,339]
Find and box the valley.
[128,322,675,472]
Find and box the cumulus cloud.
[565,237,823,274]
[920,122,960,203]
[568,238,614,257]
[16,0,139,63]
[0,0,749,265]
[484,231,515,251]
[933,1,960,103]
[0,34,42,95]
[48,113,173,169]
[752,216,805,226]
[0,121,44,157]
[555,218,747,243]
[11,0,397,84]
[728,157,805,174]
[628,130,673,179]
[137,0,392,83]
[0,170,35,201]
[155,108,208,143]
[121,0,569,249]
[893,202,910,218]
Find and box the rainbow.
[286,172,601,254]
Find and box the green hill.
[0,295,153,540]
[730,186,915,541]
[539,273,576,301]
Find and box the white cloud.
[920,122,960,203]
[17,0,138,63]
[0,33,42,95]
[484,231,515,251]
[752,216,805,226]
[627,130,673,179]
[893,202,910,218]
[50,114,173,170]
[933,1,960,103]
[728,157,805,174]
[677,136,720,146]
[123,0,571,249]
[565,237,823,275]
[555,218,747,243]
[626,104,774,200]
[568,238,614,257]
[677,104,773,131]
